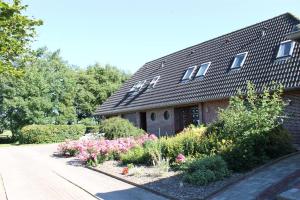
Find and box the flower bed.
[57,134,157,165]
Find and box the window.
[150,113,156,121]
[129,80,147,93]
[163,111,170,120]
[276,40,295,58]
[182,66,197,81]
[195,62,211,77]
[230,52,248,69]
[149,76,160,88]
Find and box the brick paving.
[0,144,167,200]
[210,153,300,200]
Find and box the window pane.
[277,41,295,58]
[196,63,210,76]
[283,42,292,56]
[183,68,194,80]
[231,52,247,69]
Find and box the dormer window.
[230,52,248,69]
[195,62,211,77]
[182,66,197,81]
[149,76,160,88]
[276,40,295,58]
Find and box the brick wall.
[283,91,300,144]
[201,99,229,124]
[146,108,175,136]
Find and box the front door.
[174,106,199,133]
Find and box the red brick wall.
[122,112,138,126]
[283,91,300,144]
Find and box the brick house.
[95,13,300,144]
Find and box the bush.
[220,125,295,171]
[85,126,99,134]
[20,124,86,144]
[159,125,207,162]
[183,155,230,185]
[99,117,144,139]
[205,83,295,172]
[120,146,150,165]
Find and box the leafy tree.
[0,49,77,137]
[74,63,129,119]
[0,0,42,76]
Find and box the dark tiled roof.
[95,13,300,115]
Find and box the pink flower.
[175,154,186,163]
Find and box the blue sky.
[23,0,300,73]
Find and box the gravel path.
[0,144,167,200]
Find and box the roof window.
[182,66,197,81]
[230,52,248,69]
[195,62,211,77]
[129,80,147,93]
[149,76,160,88]
[276,40,295,58]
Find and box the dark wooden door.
[175,106,199,133]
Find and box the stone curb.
[0,174,8,200]
[86,166,179,200]
[206,151,300,200]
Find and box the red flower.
[122,167,129,175]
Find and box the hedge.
[20,124,86,144]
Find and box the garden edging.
[86,166,178,200]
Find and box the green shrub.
[159,125,207,161]
[183,155,230,185]
[206,83,294,172]
[20,124,86,144]
[120,146,150,165]
[78,118,98,126]
[220,125,295,171]
[99,117,144,139]
[85,126,99,134]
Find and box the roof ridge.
[144,12,297,66]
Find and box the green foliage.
[0,0,42,76]
[100,117,144,139]
[74,64,130,119]
[159,125,207,161]
[214,82,286,140]
[0,50,77,138]
[20,124,85,144]
[207,83,294,171]
[78,118,98,126]
[120,146,149,165]
[183,155,230,186]
[220,125,295,171]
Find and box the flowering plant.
[122,167,129,175]
[57,134,157,166]
[175,154,186,163]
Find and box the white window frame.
[182,66,197,81]
[195,62,211,77]
[230,52,248,69]
[129,80,147,92]
[149,76,160,88]
[276,40,295,58]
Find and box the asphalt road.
[0,144,167,200]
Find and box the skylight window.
[129,80,147,93]
[276,40,295,58]
[230,52,248,69]
[149,76,160,88]
[182,66,197,81]
[195,62,211,77]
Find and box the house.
[95,13,300,144]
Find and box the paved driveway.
[0,144,167,200]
